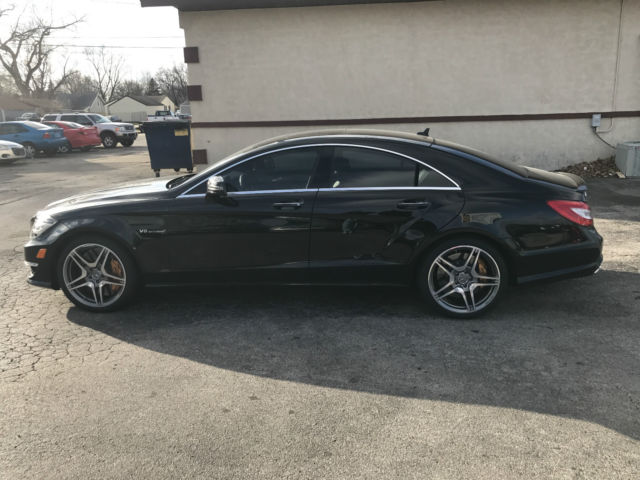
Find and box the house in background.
[141,0,640,169]
[107,94,176,122]
[71,94,106,114]
[0,95,62,121]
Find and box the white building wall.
[107,97,163,122]
[180,0,640,169]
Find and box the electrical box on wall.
[591,114,602,128]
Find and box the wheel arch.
[412,229,516,285]
[49,226,140,289]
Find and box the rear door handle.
[272,200,304,210]
[397,200,431,210]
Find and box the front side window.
[88,114,108,124]
[220,148,320,192]
[327,146,455,189]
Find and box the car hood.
[0,140,23,148]
[104,122,134,128]
[44,179,169,215]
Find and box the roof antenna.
[417,127,430,137]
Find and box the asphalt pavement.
[0,143,639,479]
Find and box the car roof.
[240,128,435,153]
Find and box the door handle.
[272,200,304,209]
[397,200,431,210]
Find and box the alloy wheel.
[427,245,501,314]
[62,243,127,308]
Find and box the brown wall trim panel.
[187,85,203,101]
[183,47,199,63]
[192,149,208,164]
[191,110,640,128]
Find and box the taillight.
[547,200,593,226]
[43,133,50,139]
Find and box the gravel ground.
[0,146,639,479]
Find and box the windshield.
[88,114,109,124]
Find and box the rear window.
[23,121,49,130]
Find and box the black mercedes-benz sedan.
[24,129,602,318]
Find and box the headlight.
[30,213,57,239]
[114,127,122,132]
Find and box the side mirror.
[206,176,227,198]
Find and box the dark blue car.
[0,121,68,157]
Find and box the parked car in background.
[0,139,26,164]
[23,129,603,316]
[147,110,181,121]
[18,112,40,121]
[40,113,137,148]
[42,121,102,153]
[0,121,67,157]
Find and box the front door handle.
[272,200,304,210]
[397,200,431,210]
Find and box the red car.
[42,121,102,153]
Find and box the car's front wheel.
[417,237,508,319]
[57,236,139,312]
[57,141,72,154]
[101,132,116,148]
[120,139,134,147]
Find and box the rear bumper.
[512,227,603,285]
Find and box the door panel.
[308,145,465,284]
[309,189,464,284]
[146,191,318,284]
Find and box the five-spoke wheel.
[419,238,507,318]
[57,236,138,312]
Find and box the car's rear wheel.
[418,237,508,319]
[57,236,139,312]
[101,132,116,148]
[23,142,36,158]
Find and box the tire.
[120,139,134,147]
[417,237,508,319]
[56,235,140,312]
[57,142,71,154]
[101,132,117,148]
[23,143,36,158]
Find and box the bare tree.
[155,65,187,107]
[84,46,124,103]
[0,6,81,97]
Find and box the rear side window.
[60,114,77,122]
[328,146,455,189]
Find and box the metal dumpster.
[142,120,193,177]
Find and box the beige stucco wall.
[180,0,640,169]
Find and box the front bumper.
[24,239,59,290]
[116,131,137,141]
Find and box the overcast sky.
[2,0,185,79]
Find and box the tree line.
[0,6,187,109]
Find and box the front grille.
[125,125,134,131]
[12,147,25,156]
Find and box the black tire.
[101,132,117,148]
[120,139,134,147]
[23,142,36,158]
[417,237,508,319]
[56,234,140,312]
[57,141,72,154]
